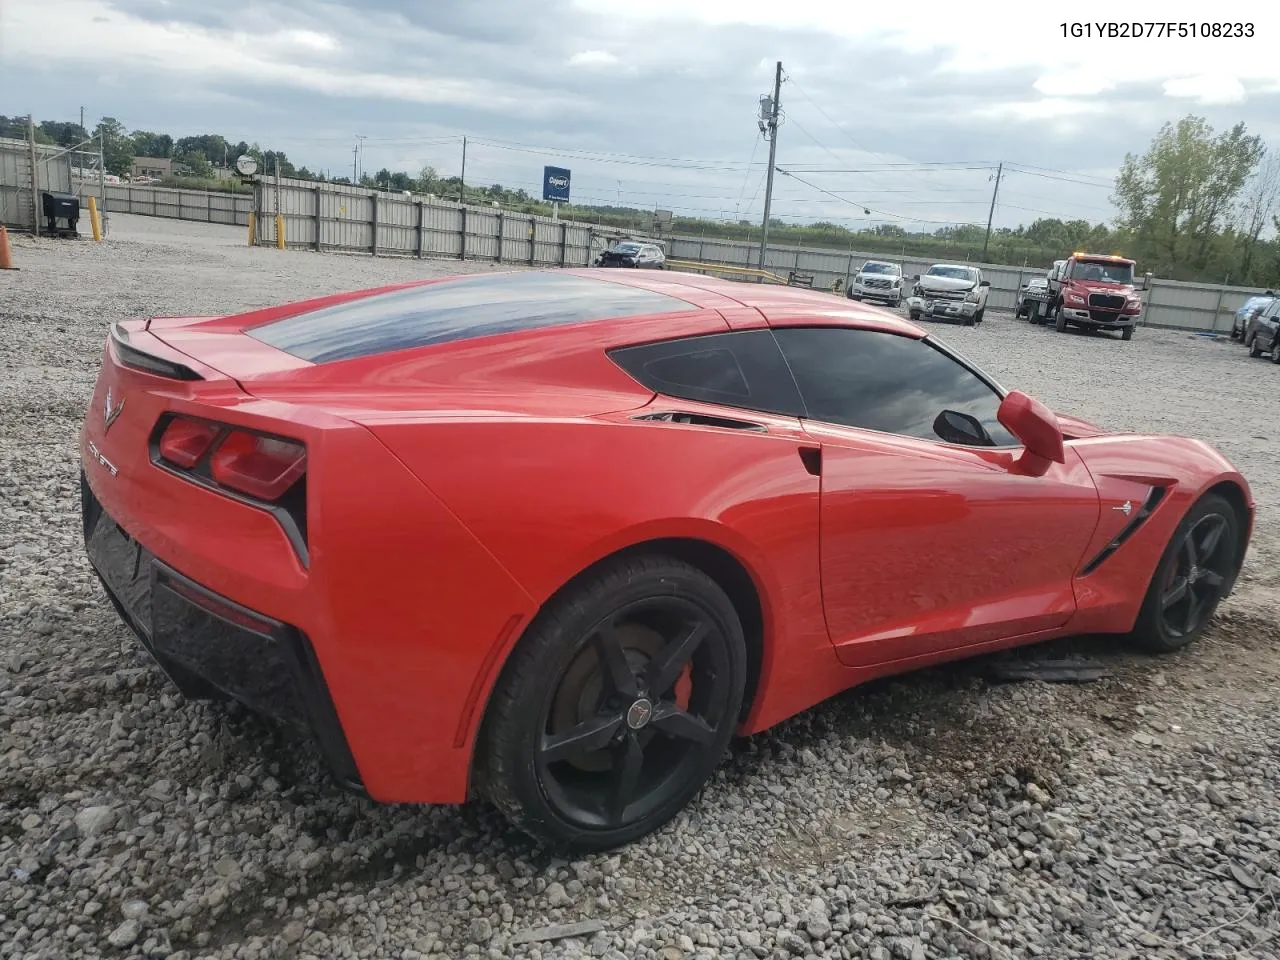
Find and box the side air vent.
[632,411,767,432]
[1080,485,1168,576]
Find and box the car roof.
[232,268,925,368]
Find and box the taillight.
[210,432,306,501]
[158,418,219,468]
[151,414,310,564]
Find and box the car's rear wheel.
[480,555,745,851]
[1128,493,1240,654]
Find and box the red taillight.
[158,417,220,468]
[209,431,307,502]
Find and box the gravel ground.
[3,216,1279,960]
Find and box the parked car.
[1015,277,1050,320]
[1244,298,1280,359]
[81,269,1254,852]
[1232,293,1276,341]
[596,240,665,269]
[847,260,904,307]
[906,264,990,325]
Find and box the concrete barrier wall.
[26,171,1267,334]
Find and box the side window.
[608,329,804,417]
[772,327,1018,447]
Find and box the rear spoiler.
[110,322,204,381]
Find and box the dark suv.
[1244,298,1280,362]
[1232,293,1276,341]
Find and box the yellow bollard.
[87,196,102,241]
[276,213,285,250]
[247,211,256,247]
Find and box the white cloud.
[578,0,1278,114]
[4,0,584,115]
[975,98,1110,123]
[1163,75,1247,105]
[568,50,619,67]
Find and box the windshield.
[613,242,641,253]
[1070,259,1134,284]
[860,262,898,275]
[926,266,978,282]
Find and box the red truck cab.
[1048,253,1148,341]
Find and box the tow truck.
[1023,252,1149,340]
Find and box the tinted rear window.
[248,272,696,364]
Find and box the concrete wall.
[666,236,1268,333]
[25,171,1268,334]
[0,136,73,231]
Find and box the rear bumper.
[82,471,364,793]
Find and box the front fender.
[1065,434,1253,635]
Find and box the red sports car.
[81,269,1254,851]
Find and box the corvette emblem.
[1113,500,1133,516]
[103,388,125,432]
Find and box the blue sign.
[542,166,571,203]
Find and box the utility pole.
[352,142,358,182]
[459,136,467,204]
[353,135,367,183]
[982,161,1003,261]
[757,60,782,278]
[80,106,85,133]
[27,115,40,237]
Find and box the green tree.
[38,120,89,147]
[181,150,214,179]
[1113,115,1264,275]
[131,131,173,158]
[94,117,135,177]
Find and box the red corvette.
[81,269,1253,850]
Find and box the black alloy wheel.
[1130,494,1240,653]
[480,556,745,851]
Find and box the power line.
[776,167,987,227]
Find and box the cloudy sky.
[3,0,1278,234]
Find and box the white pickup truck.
[905,264,990,326]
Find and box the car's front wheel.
[1248,334,1264,358]
[1269,336,1280,364]
[480,555,746,851]
[1128,493,1241,654]
[1054,304,1067,332]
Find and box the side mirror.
[933,410,992,447]
[979,280,991,288]
[997,390,1065,474]
[910,274,920,282]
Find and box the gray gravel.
[2,215,1279,960]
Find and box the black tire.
[1269,337,1280,364]
[974,308,985,324]
[1248,334,1263,358]
[909,311,921,322]
[479,555,746,852]
[1054,304,1067,332]
[1128,493,1241,654]
[1122,326,1134,341]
